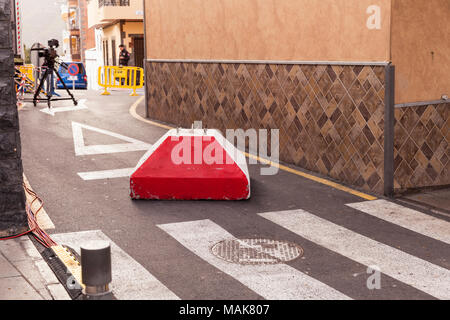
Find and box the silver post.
[80,241,113,300]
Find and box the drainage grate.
[211,238,303,265]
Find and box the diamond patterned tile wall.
[394,103,449,191]
[146,62,386,194]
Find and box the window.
[99,0,130,8]
[111,39,116,66]
[103,40,109,65]
[68,7,79,30]
[70,35,80,56]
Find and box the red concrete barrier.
[130,129,250,200]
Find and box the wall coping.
[395,99,450,108]
[146,59,390,66]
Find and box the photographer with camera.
[40,40,60,98]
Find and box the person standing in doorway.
[118,44,131,85]
[119,44,130,66]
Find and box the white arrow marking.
[40,99,88,116]
[72,121,151,156]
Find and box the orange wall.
[391,0,450,104]
[85,27,96,50]
[145,0,391,61]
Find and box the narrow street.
[18,90,450,300]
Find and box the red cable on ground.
[0,183,57,248]
[0,230,33,241]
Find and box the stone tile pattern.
[0,0,27,236]
[146,61,386,193]
[394,103,449,191]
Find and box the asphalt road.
[18,89,450,300]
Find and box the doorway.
[133,37,144,69]
[111,38,117,66]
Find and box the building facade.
[143,0,449,195]
[87,0,144,67]
[61,0,95,63]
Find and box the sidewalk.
[0,236,70,300]
[397,187,450,216]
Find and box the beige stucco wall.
[123,21,144,49]
[100,21,144,66]
[102,23,121,65]
[88,0,143,28]
[145,0,391,62]
[391,0,450,104]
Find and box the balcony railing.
[99,0,130,7]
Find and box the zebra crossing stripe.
[346,199,450,245]
[259,209,450,300]
[158,219,351,300]
[51,230,179,300]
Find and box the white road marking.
[40,99,88,116]
[158,219,350,300]
[77,168,134,180]
[259,209,450,300]
[72,121,151,156]
[51,230,179,300]
[346,199,450,245]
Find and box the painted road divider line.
[245,152,377,201]
[129,96,174,130]
[78,168,134,181]
[51,230,179,300]
[346,199,450,245]
[259,209,450,300]
[158,219,351,300]
[130,96,376,201]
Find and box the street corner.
[1,0,449,313]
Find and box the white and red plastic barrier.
[130,128,250,200]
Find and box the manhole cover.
[211,238,303,265]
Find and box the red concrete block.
[130,129,250,200]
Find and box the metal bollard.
[80,241,113,300]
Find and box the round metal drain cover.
[211,238,303,265]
